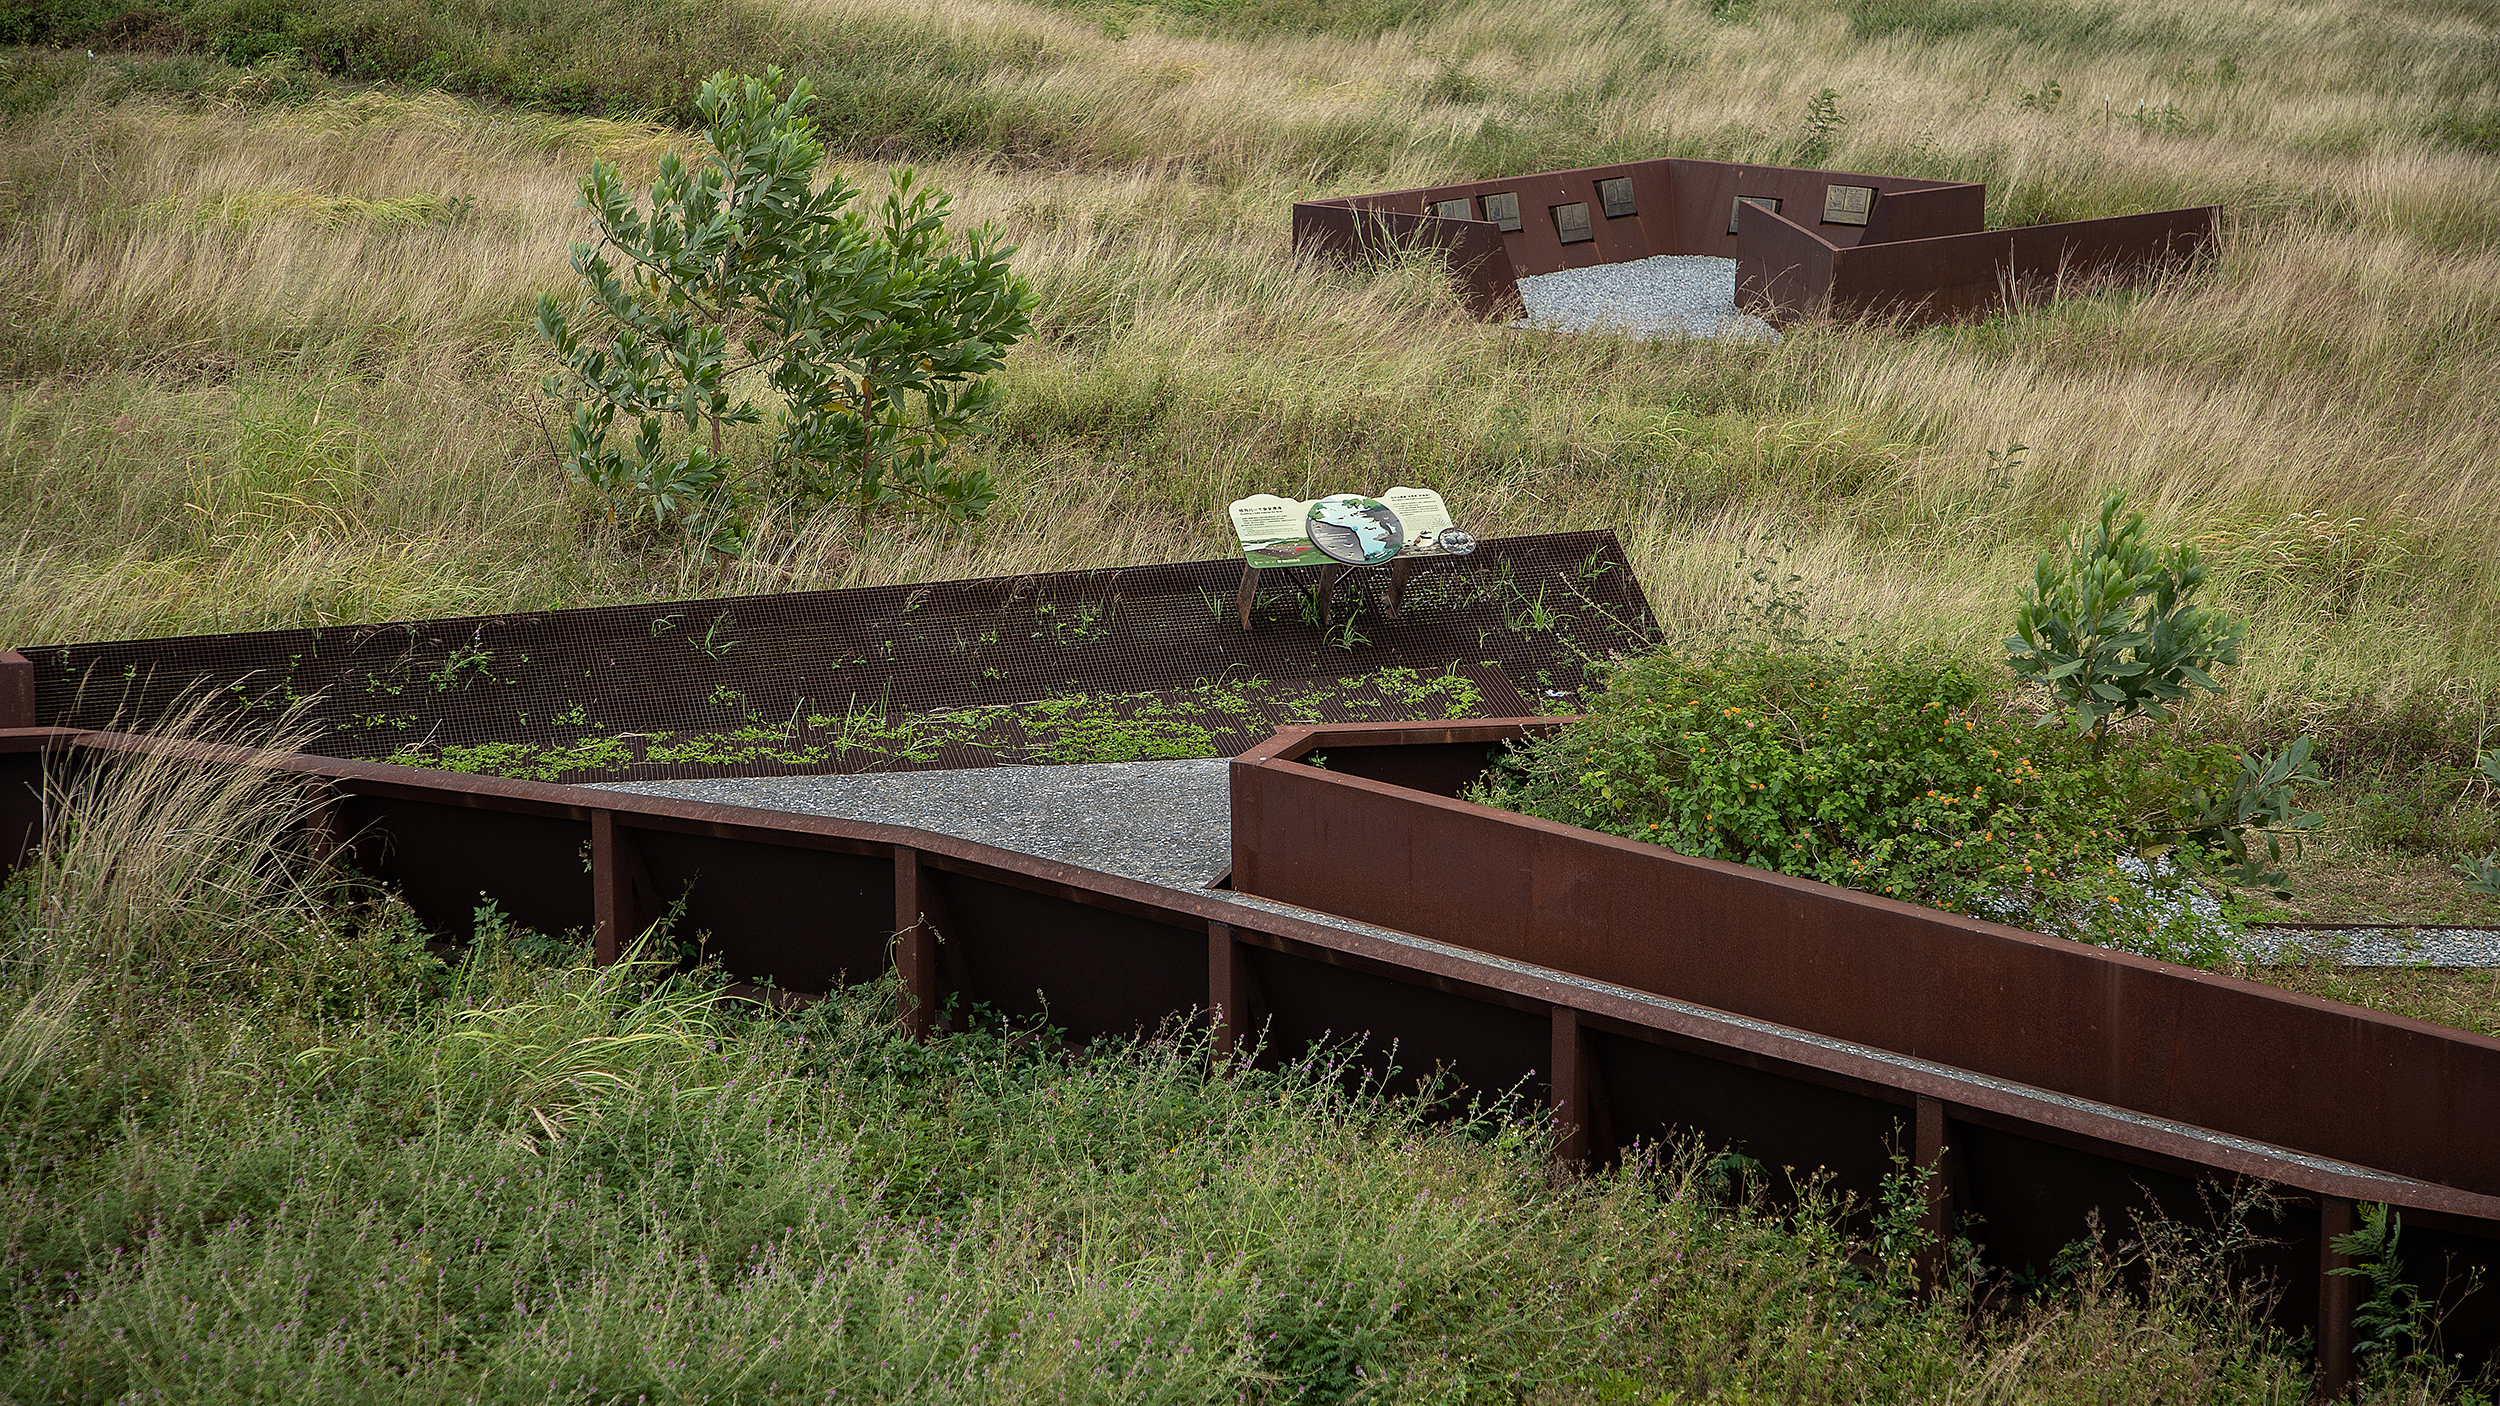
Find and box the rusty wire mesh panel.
[28,531,1656,783]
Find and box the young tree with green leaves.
[2008,491,2322,896]
[2004,490,2246,759]
[536,67,1035,551]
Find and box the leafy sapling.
[2005,490,2246,759]
[536,67,1035,552]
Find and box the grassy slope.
[3,1,2500,1396]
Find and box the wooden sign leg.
[1382,557,1414,619]
[1236,561,1258,631]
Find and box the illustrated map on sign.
[1227,487,1475,568]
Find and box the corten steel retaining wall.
[1294,156,2214,325]
[1233,719,2500,1379]
[2,723,2494,1393]
[16,532,1653,783]
[1287,203,1523,317]
[1232,719,2500,1196]
[1790,204,2227,322]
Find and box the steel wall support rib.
[894,846,940,1039]
[1551,1006,1589,1170]
[590,810,655,967]
[1209,921,1252,1059]
[1914,1095,1968,1294]
[2318,1195,2358,1400]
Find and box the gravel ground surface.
[591,760,1235,892]
[1512,254,1780,342]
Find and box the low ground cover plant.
[1475,645,2262,962]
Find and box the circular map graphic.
[1306,495,1404,566]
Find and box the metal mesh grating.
[29,531,1657,783]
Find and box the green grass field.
[6,0,2500,1394]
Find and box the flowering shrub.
[1475,647,2250,961]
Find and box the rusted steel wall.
[1827,205,2222,322]
[1290,200,1523,317]
[21,533,1652,784]
[1319,158,1980,279]
[1309,156,2209,329]
[1315,159,1683,277]
[6,723,2497,1388]
[1658,159,1979,257]
[1230,719,2500,1203]
[1733,203,1841,321]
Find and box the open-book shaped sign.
[1228,487,1475,569]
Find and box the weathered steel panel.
[1231,721,2500,1200]
[1735,201,1841,321]
[629,825,892,991]
[346,794,592,940]
[936,870,1207,1043]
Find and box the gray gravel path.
[591,760,1234,892]
[1512,254,1779,342]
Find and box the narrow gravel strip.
[1512,254,1779,342]
[2245,927,2500,967]
[590,760,1235,892]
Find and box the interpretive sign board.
[1228,488,1474,568]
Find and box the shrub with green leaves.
[1475,647,2253,960]
[536,67,1034,550]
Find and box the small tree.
[535,67,1034,550]
[2004,491,2246,758]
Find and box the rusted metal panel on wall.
[1243,935,1553,1100]
[630,826,893,991]
[933,870,1208,1044]
[1230,721,2500,1201]
[1859,182,1990,245]
[342,793,595,941]
[1318,159,1686,277]
[2005,205,2219,289]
